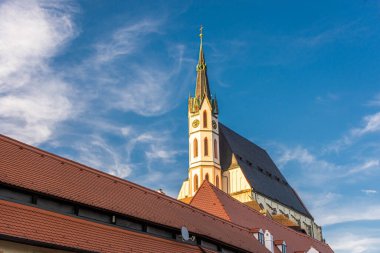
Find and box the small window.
[193,138,198,158]
[78,208,111,223]
[216,175,220,188]
[0,187,32,203]
[201,240,218,251]
[258,232,264,245]
[203,110,207,128]
[282,244,287,253]
[194,174,199,191]
[214,139,218,159]
[38,197,74,214]
[116,217,143,231]
[204,137,208,156]
[147,226,173,239]
[221,248,236,253]
[205,173,209,181]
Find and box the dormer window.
[274,240,287,253]
[258,230,264,244]
[250,228,264,245]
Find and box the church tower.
[178,27,220,199]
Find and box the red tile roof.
[190,181,334,253]
[0,134,269,253]
[0,199,210,253]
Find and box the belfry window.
[203,110,207,128]
[194,174,199,191]
[214,139,218,159]
[193,138,198,158]
[204,137,208,156]
[205,173,209,181]
[216,175,219,188]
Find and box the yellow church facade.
[178,28,323,241]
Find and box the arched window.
[216,175,219,188]
[214,139,218,159]
[194,174,199,191]
[193,138,198,158]
[203,110,207,128]
[204,137,208,156]
[205,173,209,181]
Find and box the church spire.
[195,25,211,100]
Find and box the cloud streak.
[71,19,190,117]
[0,0,77,144]
[325,110,380,153]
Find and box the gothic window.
[214,139,218,159]
[193,138,198,158]
[203,110,207,128]
[216,175,219,188]
[194,174,199,191]
[205,173,209,181]
[204,137,208,156]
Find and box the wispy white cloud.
[351,112,380,137]
[347,159,380,174]
[74,134,133,178]
[325,111,380,153]
[367,93,380,107]
[94,19,161,64]
[330,233,380,253]
[277,146,315,166]
[294,21,365,48]
[361,189,377,195]
[71,19,190,117]
[316,202,380,226]
[315,92,340,104]
[0,0,77,144]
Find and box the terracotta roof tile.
[0,199,211,253]
[190,181,333,253]
[0,134,268,253]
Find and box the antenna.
[181,226,189,241]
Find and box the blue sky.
[1,1,380,252]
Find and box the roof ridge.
[203,180,332,247]
[0,134,257,239]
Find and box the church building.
[0,28,333,253]
[178,28,323,241]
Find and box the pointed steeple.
[195,25,211,100]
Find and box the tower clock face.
[192,119,200,128]
[212,120,217,129]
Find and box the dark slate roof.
[219,123,312,218]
